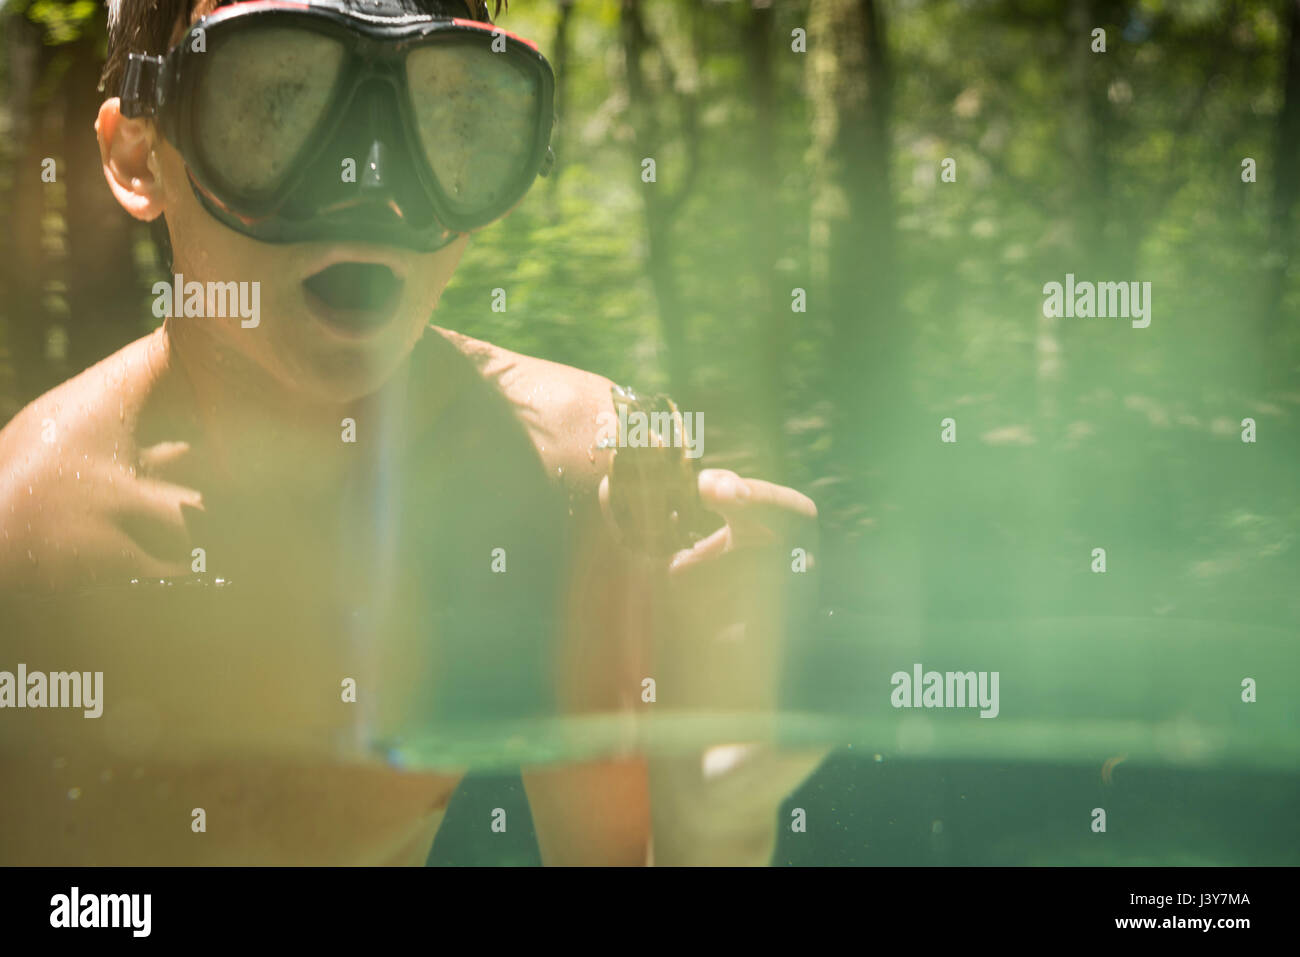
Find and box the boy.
[0,0,822,865]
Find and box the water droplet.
[57,465,63,478]
[556,466,564,477]
[67,787,81,801]
[26,550,36,566]
[74,471,80,481]
[27,485,33,495]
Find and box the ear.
[95,97,166,221]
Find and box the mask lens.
[194,27,347,195]
[405,42,541,222]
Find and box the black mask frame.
[119,0,556,252]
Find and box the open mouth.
[301,262,404,336]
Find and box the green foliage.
[1,0,1297,617]
[24,0,100,46]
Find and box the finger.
[697,469,817,542]
[667,523,731,576]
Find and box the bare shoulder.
[434,327,619,496]
[0,330,184,589]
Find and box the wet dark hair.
[97,0,507,268]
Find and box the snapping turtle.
[604,384,711,557]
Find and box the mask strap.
[150,217,174,273]
[120,53,165,119]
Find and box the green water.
[381,613,1299,774]
[429,759,1300,866]
[401,401,1300,864]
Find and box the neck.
[160,318,447,498]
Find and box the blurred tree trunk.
[620,0,698,400]
[1,13,52,411]
[1269,0,1300,344]
[63,28,144,376]
[1066,0,1111,267]
[2,12,139,418]
[547,0,576,191]
[808,0,899,509]
[742,0,786,481]
[1047,0,1102,420]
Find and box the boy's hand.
[602,466,827,864]
[661,468,819,712]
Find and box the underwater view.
[0,0,1297,875]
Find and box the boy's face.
[101,0,477,403]
[153,125,470,403]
